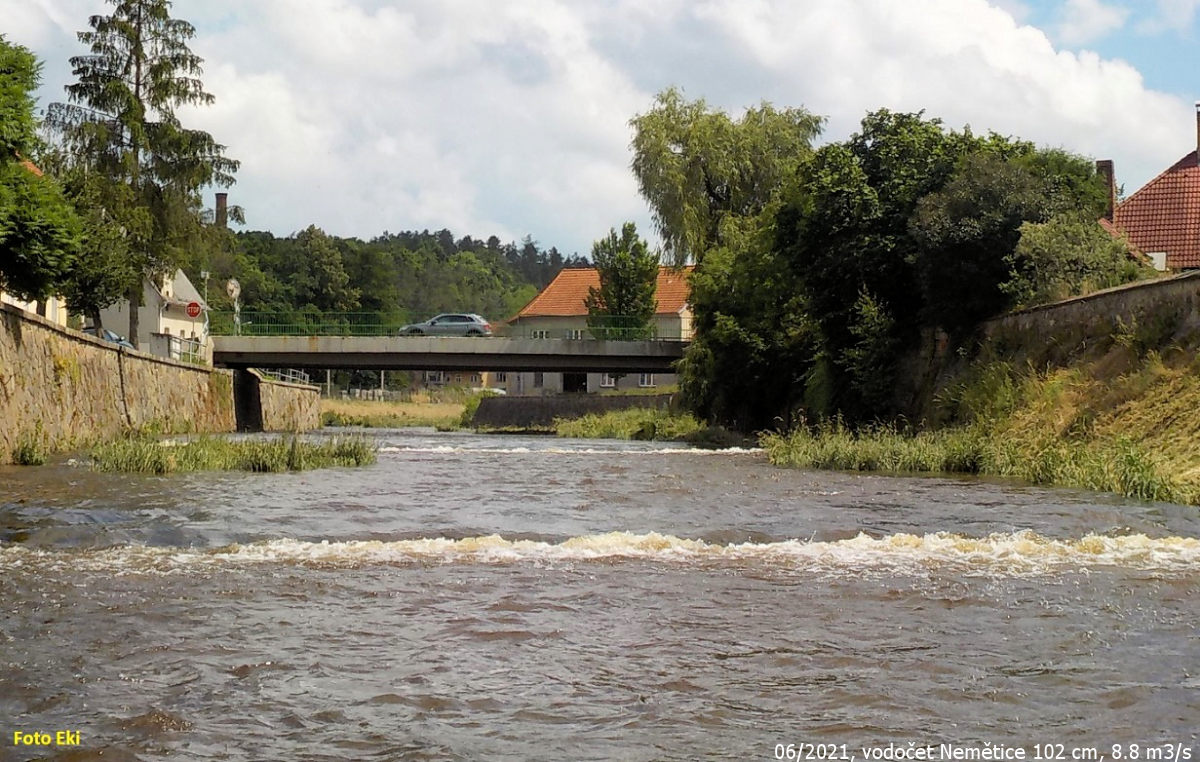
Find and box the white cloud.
[1053,0,1130,45]
[2,0,1195,256]
[1137,0,1200,33]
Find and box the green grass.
[90,434,377,474]
[553,408,706,441]
[11,422,48,466]
[762,420,1193,505]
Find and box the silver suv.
[399,313,492,336]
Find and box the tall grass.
[554,408,705,441]
[90,435,376,474]
[320,398,464,429]
[763,422,1191,504]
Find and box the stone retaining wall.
[898,271,1200,419]
[249,370,321,432]
[0,304,319,463]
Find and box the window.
[533,372,544,388]
[600,373,616,388]
[531,329,550,340]
[639,373,655,388]
[564,328,584,340]
[494,372,507,383]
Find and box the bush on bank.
[90,435,377,474]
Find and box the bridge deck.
[212,336,686,373]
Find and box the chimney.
[1195,101,1200,154]
[1095,159,1116,221]
[215,192,228,228]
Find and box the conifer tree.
[48,0,238,346]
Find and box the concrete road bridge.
[212,335,687,374]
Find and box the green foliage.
[766,109,1113,425]
[679,212,818,430]
[90,434,376,474]
[630,87,823,264]
[762,423,1185,503]
[1003,212,1147,308]
[841,290,901,416]
[12,422,48,466]
[0,34,38,156]
[214,228,553,326]
[585,222,658,339]
[553,408,704,441]
[293,225,361,311]
[909,152,1048,333]
[46,0,238,343]
[0,37,83,302]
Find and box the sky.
[4,0,1199,257]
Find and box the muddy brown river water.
[1,430,1197,761]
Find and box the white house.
[98,269,211,363]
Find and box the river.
[1,430,1197,761]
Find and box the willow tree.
[630,89,823,429]
[629,87,824,265]
[47,0,238,346]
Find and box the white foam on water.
[2,530,1198,576]
[376,445,762,455]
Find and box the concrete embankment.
[0,304,319,464]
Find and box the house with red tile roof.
[502,266,693,394]
[1099,104,1200,270]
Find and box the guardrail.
[209,312,409,337]
[209,312,684,341]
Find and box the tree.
[292,225,359,312]
[630,87,824,265]
[0,36,82,303]
[910,148,1110,335]
[584,222,659,340]
[54,163,142,327]
[47,0,238,346]
[1003,213,1144,307]
[678,209,817,430]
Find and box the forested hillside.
[186,226,588,325]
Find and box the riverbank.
[765,345,1200,505]
[320,397,466,429]
[90,434,376,474]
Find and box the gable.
[1112,151,1200,269]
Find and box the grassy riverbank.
[320,397,466,429]
[764,349,1200,505]
[90,435,377,474]
[554,408,750,447]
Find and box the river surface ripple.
[0,429,1197,761]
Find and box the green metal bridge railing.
[208,312,681,340]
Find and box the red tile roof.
[1111,151,1200,269]
[515,266,694,318]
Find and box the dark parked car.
[398,313,492,336]
[82,326,136,350]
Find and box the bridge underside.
[212,336,686,374]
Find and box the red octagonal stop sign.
[186,301,202,318]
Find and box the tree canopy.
[0,35,81,303]
[46,0,238,344]
[630,87,824,265]
[584,222,659,340]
